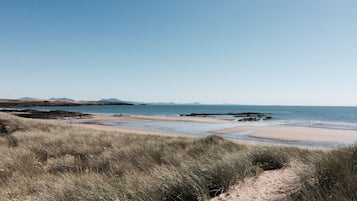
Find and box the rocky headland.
[0,99,133,108]
[0,109,91,119]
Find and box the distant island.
[99,98,124,102]
[49,97,75,102]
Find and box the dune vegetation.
[283,145,357,201]
[0,112,356,201]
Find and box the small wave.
[283,120,357,131]
[235,120,283,127]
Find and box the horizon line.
[1,97,356,108]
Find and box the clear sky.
[1,0,356,106]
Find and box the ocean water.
[29,104,357,148]
[29,105,357,130]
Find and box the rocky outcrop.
[0,109,91,119]
[0,100,134,108]
[181,112,272,121]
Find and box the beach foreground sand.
[70,114,357,146]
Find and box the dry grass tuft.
[249,147,289,170]
[282,145,357,201]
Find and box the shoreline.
[67,114,357,148]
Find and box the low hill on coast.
[0,98,134,108]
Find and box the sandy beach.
[213,125,357,143]
[70,114,357,146]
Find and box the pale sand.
[213,125,357,143]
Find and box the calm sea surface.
[30,105,357,130]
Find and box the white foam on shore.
[232,119,357,131]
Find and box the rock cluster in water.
[181,112,272,122]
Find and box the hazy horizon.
[1,1,357,106]
[1,96,356,107]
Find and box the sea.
[28,105,357,148]
[29,104,357,130]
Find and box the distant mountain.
[49,97,75,102]
[99,98,125,102]
[99,98,146,105]
[19,97,37,100]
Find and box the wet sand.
[213,125,357,143]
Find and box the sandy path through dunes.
[211,168,299,201]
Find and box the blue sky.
[1,0,356,105]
